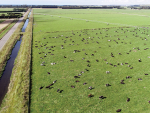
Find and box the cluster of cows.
[34,27,150,112]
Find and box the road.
[0,11,29,51]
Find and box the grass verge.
[0,9,33,113]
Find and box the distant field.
[0,8,13,11]
[31,9,150,113]
[33,9,150,32]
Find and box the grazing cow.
[148,101,150,104]
[47,72,50,74]
[99,96,104,99]
[106,71,110,74]
[128,65,131,67]
[88,86,93,90]
[57,89,60,92]
[81,71,84,73]
[64,56,67,58]
[120,81,125,84]
[53,80,57,83]
[114,65,117,67]
[145,74,148,75]
[96,59,99,62]
[39,86,43,89]
[70,60,74,62]
[138,59,141,62]
[88,94,93,98]
[121,80,124,82]
[75,80,79,82]
[46,84,53,88]
[126,76,131,79]
[118,53,121,55]
[127,97,130,102]
[71,85,75,88]
[138,78,142,80]
[83,82,87,85]
[110,63,113,66]
[82,58,85,60]
[130,67,133,69]
[121,63,123,65]
[78,74,82,76]
[85,69,89,71]
[91,54,94,56]
[51,63,55,65]
[106,84,111,87]
[116,109,121,112]
[87,60,90,63]
[74,76,80,78]
[87,64,90,67]
[85,53,88,55]
[41,64,44,66]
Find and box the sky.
[1,0,150,5]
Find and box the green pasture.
[0,8,13,11]
[31,9,150,113]
[33,9,150,32]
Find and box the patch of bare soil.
[0,19,14,30]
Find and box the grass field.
[0,8,13,11]
[31,9,150,113]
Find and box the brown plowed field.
[0,19,14,30]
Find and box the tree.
[1,14,5,18]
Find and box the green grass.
[31,9,150,113]
[0,8,13,11]
[33,9,150,32]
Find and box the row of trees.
[0,13,23,18]
[13,8,27,12]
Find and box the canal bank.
[0,9,33,113]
